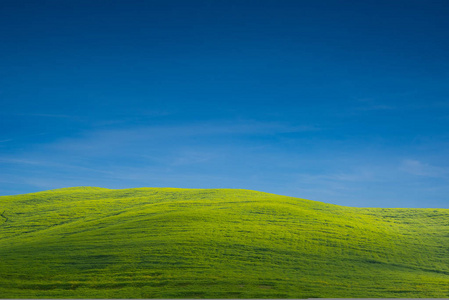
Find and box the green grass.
[1,186,449,298]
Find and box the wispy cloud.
[400,159,447,178]
[46,120,319,155]
[0,157,114,174]
[1,113,76,119]
[0,158,43,165]
[355,104,396,111]
[169,150,217,166]
[108,121,318,137]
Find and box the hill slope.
[0,187,449,298]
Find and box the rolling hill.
[1,187,449,298]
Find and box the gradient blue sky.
[1,0,449,208]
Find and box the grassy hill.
[1,187,449,298]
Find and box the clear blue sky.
[1,0,448,208]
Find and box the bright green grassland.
[1,187,449,298]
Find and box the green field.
[1,187,449,298]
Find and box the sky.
[1,0,448,208]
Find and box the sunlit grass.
[1,186,448,298]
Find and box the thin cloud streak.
[400,159,448,178]
[46,121,319,155]
[355,105,396,111]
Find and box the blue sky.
[1,0,449,208]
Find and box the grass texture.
[1,186,449,298]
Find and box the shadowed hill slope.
[1,187,449,298]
